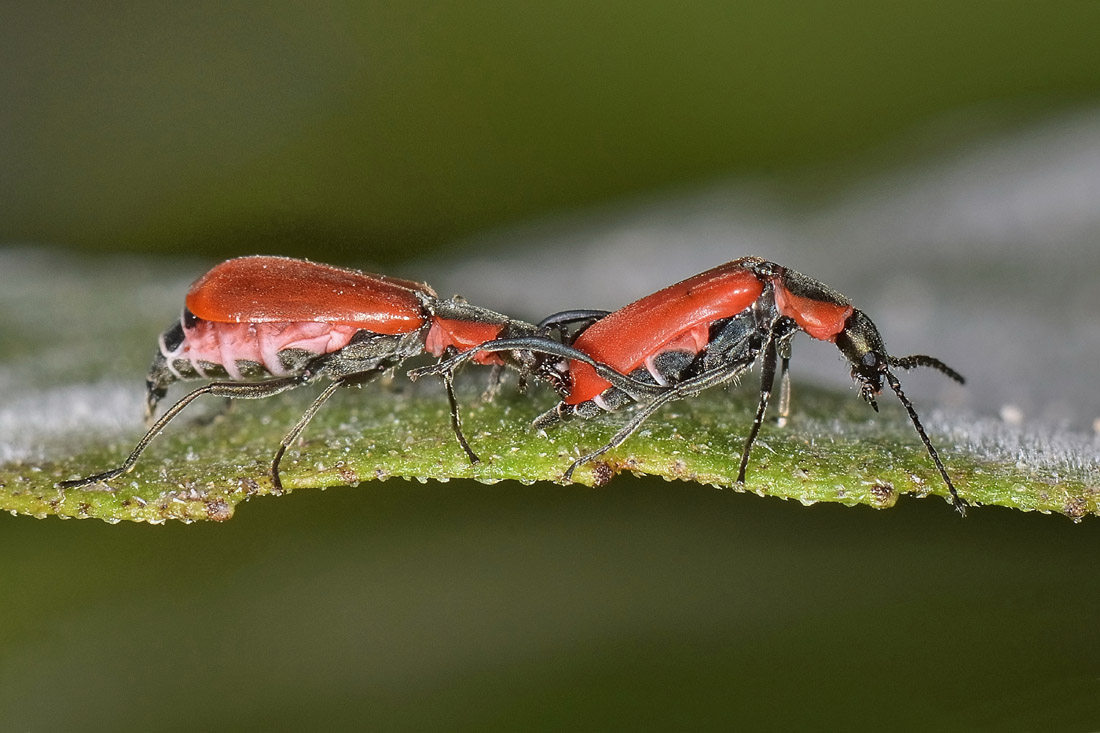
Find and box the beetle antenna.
[885,369,967,516]
[889,354,965,384]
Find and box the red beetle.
[60,255,550,491]
[413,257,968,514]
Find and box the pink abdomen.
[163,317,362,380]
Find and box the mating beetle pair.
[61,255,967,514]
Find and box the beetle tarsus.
[58,467,127,491]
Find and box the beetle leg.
[885,369,968,515]
[59,375,310,490]
[737,333,779,485]
[558,352,761,481]
[270,368,395,491]
[443,369,480,464]
[480,363,506,402]
[270,378,344,492]
[776,337,792,428]
[560,386,686,482]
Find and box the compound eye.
[861,352,877,368]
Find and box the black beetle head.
[831,306,968,515]
[834,309,888,409]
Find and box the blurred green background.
[4,3,1100,730]
[5,2,1100,263]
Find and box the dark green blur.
[4,480,1099,730]
[4,3,1100,263]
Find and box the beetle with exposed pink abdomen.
[60,256,568,491]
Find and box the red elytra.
[566,262,765,404]
[59,256,545,492]
[186,255,432,334]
